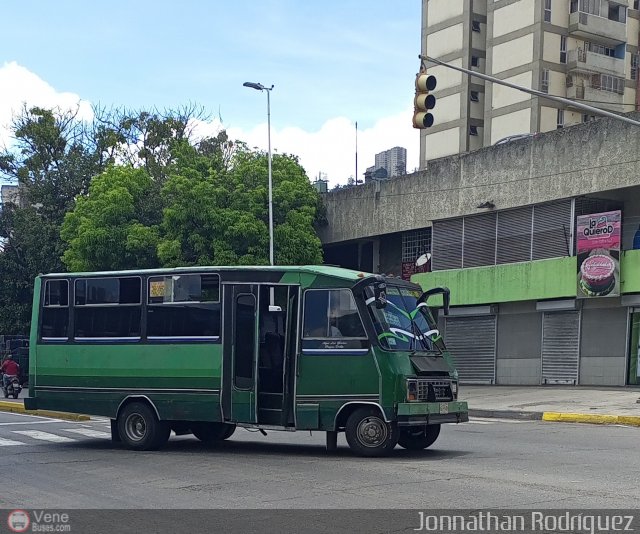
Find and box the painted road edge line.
[542,412,640,427]
[0,401,90,421]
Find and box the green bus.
[25,265,468,457]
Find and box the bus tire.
[191,422,236,443]
[345,407,398,457]
[398,424,441,450]
[117,402,170,451]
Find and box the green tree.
[61,166,161,272]
[158,147,323,266]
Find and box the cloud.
[0,62,419,187]
[0,61,93,149]
[227,111,420,187]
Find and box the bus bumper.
[396,400,468,426]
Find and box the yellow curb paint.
[0,401,90,421]
[543,412,640,427]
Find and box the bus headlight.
[406,379,418,402]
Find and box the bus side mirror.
[418,287,450,316]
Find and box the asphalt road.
[0,410,638,510]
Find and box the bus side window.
[41,279,69,340]
[302,289,367,339]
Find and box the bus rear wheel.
[117,402,170,451]
[398,424,441,450]
[345,407,398,457]
[191,422,236,443]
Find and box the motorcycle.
[1,374,21,399]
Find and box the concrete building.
[373,146,407,178]
[421,0,639,166]
[321,112,640,387]
[0,184,21,209]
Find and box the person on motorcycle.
[1,354,20,389]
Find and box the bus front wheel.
[398,424,441,450]
[117,402,170,451]
[191,422,236,443]
[345,407,398,457]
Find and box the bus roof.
[39,265,376,282]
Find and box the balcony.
[567,48,626,77]
[569,11,627,46]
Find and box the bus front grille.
[416,380,453,402]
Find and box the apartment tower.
[420,0,639,166]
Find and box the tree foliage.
[0,105,325,334]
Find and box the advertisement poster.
[576,210,621,298]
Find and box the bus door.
[254,285,299,426]
[222,284,259,423]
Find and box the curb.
[469,409,542,420]
[0,401,90,421]
[542,412,640,427]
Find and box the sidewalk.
[2,386,640,426]
[461,385,640,426]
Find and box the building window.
[560,36,567,64]
[469,125,479,136]
[632,54,639,81]
[587,42,615,58]
[544,0,552,22]
[582,114,595,123]
[402,228,432,263]
[541,69,550,93]
[635,0,639,11]
[471,56,480,67]
[472,20,481,32]
[608,3,627,22]
[596,74,625,94]
[557,109,565,129]
[579,0,600,16]
[470,91,480,102]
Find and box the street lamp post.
[243,81,275,266]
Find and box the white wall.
[492,33,534,73]
[430,58,463,91]
[543,32,562,64]
[427,23,464,58]
[435,93,462,123]
[539,106,558,132]
[425,127,461,160]
[490,107,532,144]
[493,0,535,38]
[550,0,570,27]
[427,0,465,27]
[492,71,533,109]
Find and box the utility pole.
[420,54,640,128]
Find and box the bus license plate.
[439,403,449,414]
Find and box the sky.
[0,0,421,187]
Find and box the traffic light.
[413,72,437,128]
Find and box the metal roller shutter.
[445,316,496,384]
[432,219,463,271]
[541,311,581,384]
[532,201,572,260]
[462,212,497,268]
[496,207,533,264]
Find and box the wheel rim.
[124,413,147,442]
[356,416,388,448]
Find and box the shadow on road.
[52,435,471,461]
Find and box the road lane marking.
[12,430,76,443]
[61,428,110,439]
[0,437,26,446]
[0,420,64,426]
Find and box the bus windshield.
[369,286,443,353]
